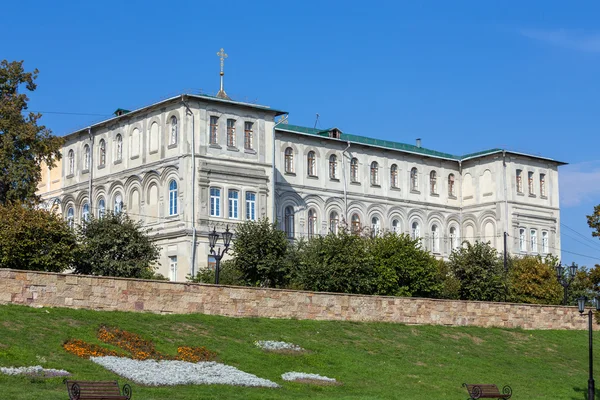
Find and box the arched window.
[390,164,398,188]
[329,211,339,234]
[68,150,75,175]
[116,134,123,161]
[114,193,123,214]
[370,161,379,185]
[84,144,90,170]
[351,213,361,233]
[448,174,455,197]
[308,209,317,238]
[530,229,537,253]
[169,180,178,216]
[67,207,74,228]
[371,216,381,236]
[170,116,178,145]
[284,147,294,173]
[99,139,106,166]
[411,221,420,240]
[392,219,400,234]
[519,228,526,251]
[449,226,459,250]
[410,168,418,191]
[350,158,359,182]
[431,224,440,253]
[430,171,437,194]
[329,154,338,179]
[284,206,295,239]
[540,173,546,197]
[82,202,90,222]
[542,231,549,254]
[98,198,105,219]
[307,151,316,176]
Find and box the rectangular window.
[528,171,535,195]
[228,190,239,219]
[210,187,221,217]
[530,230,537,253]
[227,119,236,147]
[169,256,178,281]
[244,122,254,150]
[540,173,546,197]
[209,116,218,145]
[542,231,549,254]
[246,192,256,220]
[516,169,523,193]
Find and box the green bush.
[508,255,562,305]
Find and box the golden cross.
[217,48,228,75]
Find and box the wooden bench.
[463,383,512,399]
[64,379,132,400]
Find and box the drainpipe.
[342,141,351,222]
[458,160,463,239]
[502,151,509,270]
[181,95,197,277]
[88,127,93,211]
[271,115,288,224]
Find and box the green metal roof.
[276,124,566,165]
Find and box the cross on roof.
[217,48,228,75]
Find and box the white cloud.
[560,161,600,207]
[520,29,600,53]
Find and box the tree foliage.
[0,203,77,272]
[508,255,562,305]
[448,241,507,301]
[74,212,160,278]
[230,218,292,287]
[0,60,63,205]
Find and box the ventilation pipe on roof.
[416,138,422,148]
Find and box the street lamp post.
[208,225,233,285]
[556,262,578,305]
[578,296,600,400]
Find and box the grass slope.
[0,304,595,399]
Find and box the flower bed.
[90,356,279,387]
[0,365,71,378]
[254,340,304,352]
[282,371,338,385]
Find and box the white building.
[38,92,565,281]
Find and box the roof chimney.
[416,138,422,148]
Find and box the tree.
[0,60,63,205]
[448,241,507,302]
[508,255,562,305]
[587,205,600,238]
[230,218,292,287]
[369,232,441,297]
[0,203,77,272]
[74,212,160,278]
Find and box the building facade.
[37,94,564,281]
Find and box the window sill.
[430,192,439,197]
[82,169,89,175]
[244,148,256,154]
[307,175,318,179]
[390,186,400,191]
[130,155,139,160]
[114,159,122,165]
[350,181,361,186]
[540,195,548,200]
[168,143,178,150]
[330,178,340,182]
[284,172,296,176]
[463,195,473,200]
[165,214,179,220]
[517,192,524,196]
[98,165,106,170]
[410,189,420,194]
[371,184,381,188]
[483,192,493,197]
[66,173,74,179]
[227,146,239,152]
[209,143,222,149]
[149,150,158,155]
[448,195,457,200]
[529,194,536,198]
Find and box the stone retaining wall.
[0,268,593,330]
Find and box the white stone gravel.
[254,340,304,352]
[282,372,337,382]
[0,365,71,377]
[90,356,279,387]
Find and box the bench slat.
[463,383,512,399]
[64,380,131,400]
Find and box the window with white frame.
[169,180,178,216]
[519,228,526,251]
[530,229,537,253]
[67,206,74,228]
[516,169,523,193]
[329,211,339,234]
[98,198,105,219]
[227,119,236,147]
[82,202,90,222]
[528,171,535,195]
[542,231,549,254]
[307,151,316,177]
[245,192,256,220]
[431,224,440,253]
[68,150,75,175]
[540,173,546,197]
[284,147,294,173]
[351,213,361,232]
[244,122,253,150]
[411,221,421,240]
[169,256,178,281]
[114,193,123,214]
[116,134,123,161]
[308,209,317,238]
[410,168,418,191]
[170,116,178,145]
[449,226,459,250]
[448,174,455,197]
[210,187,221,217]
[284,206,294,238]
[84,144,90,170]
[350,158,359,182]
[430,171,437,194]
[392,219,400,234]
[390,164,399,188]
[371,216,381,236]
[370,161,379,185]
[209,116,218,145]
[329,154,338,179]
[99,139,106,166]
[228,190,239,219]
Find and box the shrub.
[508,255,562,305]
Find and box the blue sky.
[3,1,600,267]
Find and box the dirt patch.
[289,378,341,386]
[1,321,24,330]
[441,332,484,345]
[415,361,427,367]
[501,330,530,343]
[169,322,211,335]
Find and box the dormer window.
[329,128,341,139]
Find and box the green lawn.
[0,303,596,399]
